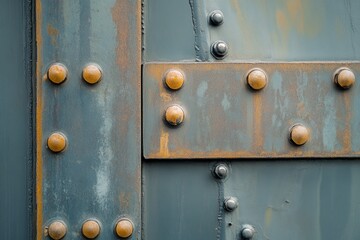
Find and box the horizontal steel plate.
[143,62,360,159]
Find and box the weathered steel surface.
[143,160,360,240]
[36,0,141,239]
[143,0,360,62]
[0,0,34,239]
[143,62,360,159]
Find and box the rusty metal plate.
[143,62,360,159]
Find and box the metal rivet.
[165,105,185,126]
[290,124,309,146]
[247,68,267,90]
[211,40,228,59]
[115,218,134,238]
[47,132,67,153]
[48,221,67,240]
[164,69,185,90]
[209,10,224,26]
[48,63,67,84]
[82,64,102,84]
[82,220,101,239]
[241,224,255,239]
[334,67,355,89]
[224,197,238,211]
[214,164,228,179]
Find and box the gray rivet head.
[224,197,238,211]
[209,10,224,26]
[241,224,255,239]
[211,40,228,59]
[214,164,228,179]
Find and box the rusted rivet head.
[241,224,255,239]
[334,67,355,89]
[209,10,224,26]
[82,220,101,239]
[82,64,102,84]
[47,132,67,153]
[164,69,185,90]
[165,105,185,126]
[211,40,228,59]
[290,124,309,146]
[247,68,267,90]
[48,63,67,84]
[115,218,134,238]
[48,221,67,240]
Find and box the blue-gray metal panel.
[0,0,34,239]
[143,0,360,62]
[37,0,141,239]
[143,62,360,159]
[143,160,360,240]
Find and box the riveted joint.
[247,68,268,90]
[82,219,101,239]
[164,105,185,126]
[334,67,355,89]
[224,197,239,212]
[48,220,67,240]
[209,10,224,26]
[47,63,68,84]
[241,224,255,239]
[214,163,228,179]
[289,124,309,146]
[115,218,134,238]
[211,40,228,60]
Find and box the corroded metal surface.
[36,0,141,239]
[143,62,360,159]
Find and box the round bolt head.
[334,67,355,89]
[224,197,238,211]
[214,164,228,179]
[165,105,185,126]
[82,64,102,84]
[209,10,224,26]
[48,63,67,84]
[211,40,228,59]
[247,68,267,90]
[241,225,255,239]
[115,218,134,238]
[82,220,101,239]
[290,124,309,146]
[47,132,67,153]
[164,69,185,90]
[48,221,67,240]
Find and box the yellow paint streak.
[264,207,272,229]
[253,94,263,151]
[36,0,43,239]
[159,129,169,158]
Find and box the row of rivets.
[212,163,255,239]
[47,63,102,85]
[48,218,133,240]
[208,9,229,60]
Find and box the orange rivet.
[164,69,185,90]
[82,220,101,239]
[290,124,309,146]
[115,219,134,238]
[48,221,67,240]
[82,64,102,84]
[247,68,267,90]
[334,67,355,89]
[47,132,67,153]
[48,63,67,84]
[165,105,185,126]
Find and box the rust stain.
[47,24,59,46]
[343,94,352,152]
[159,129,170,158]
[119,192,130,210]
[253,94,263,151]
[36,0,43,239]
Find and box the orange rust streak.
[253,94,263,151]
[343,94,352,152]
[159,129,170,158]
[36,0,43,239]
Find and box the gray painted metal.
[37,0,141,239]
[143,160,360,240]
[0,0,34,239]
[143,62,360,159]
[143,0,360,62]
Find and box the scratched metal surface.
[143,0,360,62]
[37,0,141,239]
[143,160,360,240]
[143,62,360,159]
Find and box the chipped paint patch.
[221,94,231,112]
[196,81,208,107]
